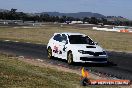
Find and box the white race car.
[47,32,108,64]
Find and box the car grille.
[83,51,105,56]
[80,57,107,61]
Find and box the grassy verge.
[0,25,131,52]
[0,53,120,88]
[0,53,81,88]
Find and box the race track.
[0,40,132,80]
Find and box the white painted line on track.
[18,56,25,59]
[26,42,31,43]
[14,41,19,42]
[36,43,42,45]
[3,40,43,46]
[4,40,10,42]
[36,59,43,62]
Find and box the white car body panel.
[47,32,108,63]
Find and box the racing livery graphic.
[47,32,108,64]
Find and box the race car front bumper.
[73,54,108,63]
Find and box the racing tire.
[47,47,53,59]
[67,51,73,65]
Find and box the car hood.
[70,44,104,52]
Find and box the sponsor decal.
[53,45,59,53]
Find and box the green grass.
[0,53,121,88]
[0,25,131,52]
[0,53,81,88]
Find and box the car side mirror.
[94,42,98,45]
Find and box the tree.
[8,8,18,20]
[10,8,17,13]
[40,14,50,22]
[83,17,90,23]
[59,16,67,23]
[90,17,98,24]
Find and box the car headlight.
[78,50,84,54]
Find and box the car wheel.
[47,47,52,59]
[67,52,73,65]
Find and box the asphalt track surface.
[0,40,132,80]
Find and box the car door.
[58,34,68,59]
[52,34,61,58]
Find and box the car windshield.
[68,35,95,45]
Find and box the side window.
[61,34,67,41]
[53,34,61,42]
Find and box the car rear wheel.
[47,47,52,59]
[67,52,73,65]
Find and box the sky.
[0,0,132,19]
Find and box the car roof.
[54,32,86,36]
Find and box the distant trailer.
[113,26,128,30]
[113,26,132,33]
[93,26,132,33]
[70,21,83,24]
[93,27,119,32]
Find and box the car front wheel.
[47,47,52,59]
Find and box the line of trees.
[0,9,132,26]
[0,9,78,22]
